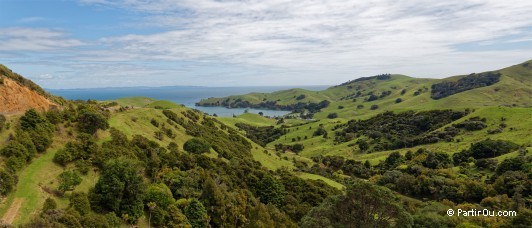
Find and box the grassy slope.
[219,113,277,127]
[297,172,345,190]
[270,106,531,165]
[199,61,531,121]
[0,126,75,225]
[107,107,191,147]
[113,96,157,108]
[145,100,182,109]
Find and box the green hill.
[0,62,531,227]
[198,61,532,114]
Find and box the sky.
[0,0,531,89]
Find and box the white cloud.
[4,0,532,88]
[0,28,84,51]
[81,0,532,71]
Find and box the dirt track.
[1,198,23,225]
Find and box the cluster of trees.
[198,98,331,115]
[334,110,468,151]
[18,102,345,227]
[235,123,286,146]
[163,109,252,160]
[452,139,519,165]
[305,144,530,227]
[0,109,55,196]
[431,72,501,99]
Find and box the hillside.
[0,61,531,227]
[198,60,532,114]
[0,76,58,115]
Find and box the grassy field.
[144,100,182,109]
[219,113,277,127]
[297,172,345,190]
[262,105,532,167]
[113,96,157,107]
[0,128,74,225]
[107,107,191,147]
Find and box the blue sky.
[0,0,531,89]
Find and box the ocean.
[46,85,329,117]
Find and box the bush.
[77,109,109,134]
[70,192,91,215]
[183,138,211,154]
[327,113,338,119]
[395,98,402,103]
[370,105,379,110]
[291,143,304,153]
[0,169,15,196]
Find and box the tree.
[145,183,175,226]
[42,198,57,212]
[184,198,210,228]
[327,113,338,119]
[77,109,109,134]
[384,152,404,169]
[291,143,304,153]
[300,180,413,227]
[166,203,191,227]
[422,152,451,169]
[183,138,211,154]
[357,139,369,151]
[0,169,15,196]
[256,175,285,207]
[58,170,82,193]
[89,158,146,223]
[70,192,91,215]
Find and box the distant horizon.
[45,84,332,91]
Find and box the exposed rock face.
[0,77,57,115]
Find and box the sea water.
[47,85,328,117]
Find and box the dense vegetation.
[1,102,346,227]
[198,98,331,115]
[431,72,501,99]
[235,122,287,146]
[334,110,468,151]
[1,61,531,227]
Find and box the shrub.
[183,138,211,154]
[370,105,379,110]
[395,98,402,103]
[77,109,109,134]
[327,113,338,119]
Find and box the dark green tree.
[70,192,91,215]
[77,109,109,134]
[184,198,210,228]
[183,138,211,154]
[300,180,413,227]
[89,158,146,223]
[256,175,285,207]
[58,170,82,193]
[145,183,175,226]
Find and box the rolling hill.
[0,61,530,227]
[197,60,532,115]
